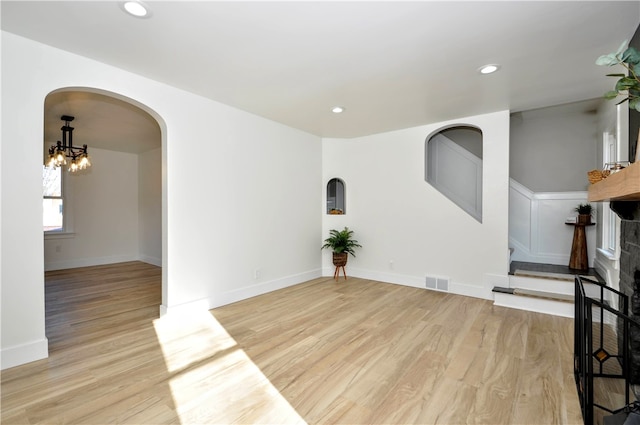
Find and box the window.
[43,165,63,232]
[327,178,345,214]
[601,132,618,254]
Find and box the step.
[509,274,603,298]
[493,286,574,318]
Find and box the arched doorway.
[42,88,167,349]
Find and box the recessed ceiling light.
[122,1,150,18]
[478,64,500,75]
[331,106,345,114]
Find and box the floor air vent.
[426,276,449,291]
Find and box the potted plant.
[575,203,593,225]
[596,41,640,111]
[321,227,362,273]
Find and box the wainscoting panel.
[509,179,596,266]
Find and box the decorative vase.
[578,214,591,225]
[332,252,348,267]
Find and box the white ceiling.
[3,1,640,147]
[43,90,161,155]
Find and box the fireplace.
[612,202,640,386]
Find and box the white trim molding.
[160,268,323,316]
[1,338,49,370]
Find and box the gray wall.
[441,127,483,158]
[510,100,603,192]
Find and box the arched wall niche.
[326,177,346,214]
[425,124,484,222]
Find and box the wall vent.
[426,275,449,291]
[425,276,437,289]
[437,277,449,291]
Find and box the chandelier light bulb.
[46,154,56,169]
[55,151,66,166]
[78,155,91,170]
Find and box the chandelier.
[45,115,91,173]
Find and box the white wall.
[1,31,321,369]
[510,100,601,192]
[139,147,162,266]
[322,111,510,299]
[44,148,140,270]
[441,127,482,158]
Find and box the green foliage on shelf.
[596,41,640,111]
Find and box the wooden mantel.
[588,161,640,202]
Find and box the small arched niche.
[326,178,346,214]
[425,125,483,222]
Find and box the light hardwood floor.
[1,262,584,424]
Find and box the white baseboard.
[212,269,323,308]
[341,267,426,289]
[160,298,211,316]
[160,268,323,316]
[139,255,162,267]
[323,267,495,301]
[452,280,492,300]
[44,254,139,271]
[1,338,49,370]
[45,254,162,271]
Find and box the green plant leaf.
[604,90,619,99]
[321,227,361,257]
[622,47,640,65]
[616,40,629,55]
[630,97,640,111]
[615,77,637,90]
[596,53,621,66]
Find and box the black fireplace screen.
[574,275,640,425]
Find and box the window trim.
[599,131,618,257]
[43,165,74,235]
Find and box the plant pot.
[332,252,348,267]
[578,214,591,225]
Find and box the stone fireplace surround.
[614,203,640,300]
[610,202,640,387]
[615,22,640,386]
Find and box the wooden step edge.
[492,286,514,294]
[493,286,574,303]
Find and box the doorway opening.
[42,87,166,350]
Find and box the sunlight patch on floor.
[153,311,307,424]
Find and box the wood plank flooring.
[1,262,584,424]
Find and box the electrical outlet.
[254,269,261,279]
[389,260,394,270]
